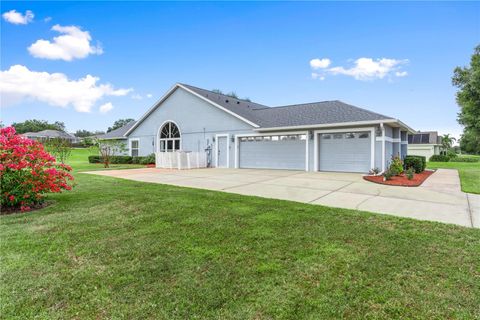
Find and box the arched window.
[159,121,181,152]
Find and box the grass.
[427,155,480,194]
[68,148,144,172]
[1,150,480,319]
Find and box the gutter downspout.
[381,123,386,173]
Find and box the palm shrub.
[406,167,415,180]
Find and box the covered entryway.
[318,131,372,173]
[238,133,307,170]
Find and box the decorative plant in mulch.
[364,155,434,187]
[0,126,74,213]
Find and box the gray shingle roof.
[96,121,136,139]
[182,84,392,128]
[23,130,77,139]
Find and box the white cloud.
[28,24,103,61]
[310,58,331,69]
[44,17,52,23]
[99,102,114,114]
[311,73,325,80]
[0,65,132,113]
[310,57,409,81]
[131,93,154,100]
[2,9,34,25]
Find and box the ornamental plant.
[389,156,404,176]
[0,126,74,212]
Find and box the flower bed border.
[363,170,435,187]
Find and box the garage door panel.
[239,138,305,170]
[319,132,371,173]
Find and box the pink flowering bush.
[0,126,74,212]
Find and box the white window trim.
[234,130,309,171]
[215,133,230,168]
[376,136,401,143]
[313,127,375,171]
[130,138,140,157]
[156,120,182,153]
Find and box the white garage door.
[319,131,371,173]
[239,134,306,170]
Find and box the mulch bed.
[363,170,435,187]
[1,201,52,215]
[145,164,156,168]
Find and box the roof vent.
[225,99,229,103]
[236,101,240,104]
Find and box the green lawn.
[427,156,480,194]
[1,150,480,319]
[68,148,144,172]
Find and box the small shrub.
[88,155,135,164]
[446,149,458,159]
[389,156,404,175]
[109,156,133,164]
[383,170,393,181]
[88,155,101,163]
[429,154,450,162]
[369,167,380,175]
[0,127,74,212]
[404,155,425,173]
[406,167,415,180]
[450,157,479,163]
[140,154,155,165]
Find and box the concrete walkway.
[83,168,479,228]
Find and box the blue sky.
[1,2,479,138]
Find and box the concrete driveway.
[84,168,479,228]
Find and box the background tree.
[107,119,134,132]
[459,130,480,155]
[94,139,127,168]
[74,129,93,137]
[452,45,480,154]
[45,138,72,164]
[441,134,456,151]
[12,120,66,134]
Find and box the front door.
[217,136,228,168]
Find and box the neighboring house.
[407,131,442,161]
[95,121,137,156]
[22,130,80,143]
[116,83,414,173]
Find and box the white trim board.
[234,131,309,171]
[376,137,401,143]
[313,127,375,171]
[214,134,230,168]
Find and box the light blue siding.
[128,87,254,168]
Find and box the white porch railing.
[155,151,207,170]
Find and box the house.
[121,83,414,173]
[22,130,80,143]
[407,131,442,160]
[94,121,137,156]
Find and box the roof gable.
[126,84,260,136]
